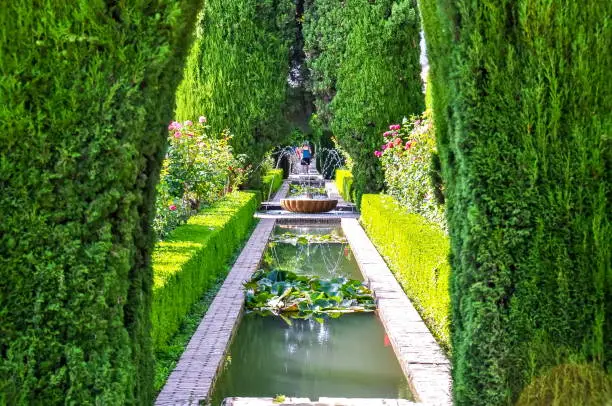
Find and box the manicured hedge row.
[0,1,200,404]
[151,192,258,349]
[261,169,284,201]
[335,169,354,203]
[419,0,612,404]
[360,194,450,349]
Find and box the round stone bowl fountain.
[280,198,338,213]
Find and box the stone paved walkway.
[341,219,452,406]
[155,219,277,406]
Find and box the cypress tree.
[303,0,424,205]
[0,1,200,403]
[175,0,295,181]
[419,0,612,404]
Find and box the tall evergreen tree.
[419,0,612,403]
[0,1,200,403]
[303,0,424,205]
[175,0,295,182]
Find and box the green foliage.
[151,192,258,350]
[0,1,200,403]
[175,0,295,182]
[419,0,612,404]
[360,194,450,350]
[376,112,446,228]
[245,269,376,320]
[303,0,424,205]
[515,363,612,406]
[261,169,284,201]
[335,169,354,203]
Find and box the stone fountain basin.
[280,198,338,213]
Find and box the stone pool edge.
[341,218,452,406]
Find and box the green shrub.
[174,0,295,182]
[335,169,354,203]
[260,169,284,201]
[360,194,450,349]
[420,0,612,404]
[151,192,258,349]
[303,0,424,205]
[0,1,200,403]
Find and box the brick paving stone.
[341,219,452,406]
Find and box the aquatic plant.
[245,270,375,322]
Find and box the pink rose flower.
[405,141,412,150]
[382,144,387,151]
[383,131,392,137]
[169,204,177,211]
[374,150,382,157]
[199,116,207,123]
[184,120,193,127]
[174,132,181,139]
[389,124,401,131]
[394,137,402,146]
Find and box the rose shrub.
[154,117,249,239]
[376,111,446,229]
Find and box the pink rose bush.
[153,115,250,239]
[375,111,446,228]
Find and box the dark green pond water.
[208,225,412,404]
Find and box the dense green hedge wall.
[175,0,295,182]
[0,1,200,404]
[361,195,450,349]
[152,192,258,350]
[334,169,354,203]
[261,169,284,201]
[419,0,612,404]
[303,0,424,205]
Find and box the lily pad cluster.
[245,270,375,322]
[270,232,347,245]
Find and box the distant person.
[301,142,312,174]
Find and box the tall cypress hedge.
[174,0,295,180]
[0,1,200,403]
[303,0,424,205]
[419,0,612,404]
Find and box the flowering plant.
[153,116,248,239]
[375,111,446,228]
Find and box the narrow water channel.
[209,225,413,404]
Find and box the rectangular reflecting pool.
[209,225,413,404]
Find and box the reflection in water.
[210,314,412,405]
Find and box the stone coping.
[224,397,419,406]
[155,219,277,406]
[341,219,452,406]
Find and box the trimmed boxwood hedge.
[335,169,354,203]
[0,1,200,404]
[360,194,450,349]
[152,192,258,349]
[419,0,612,404]
[261,169,284,201]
